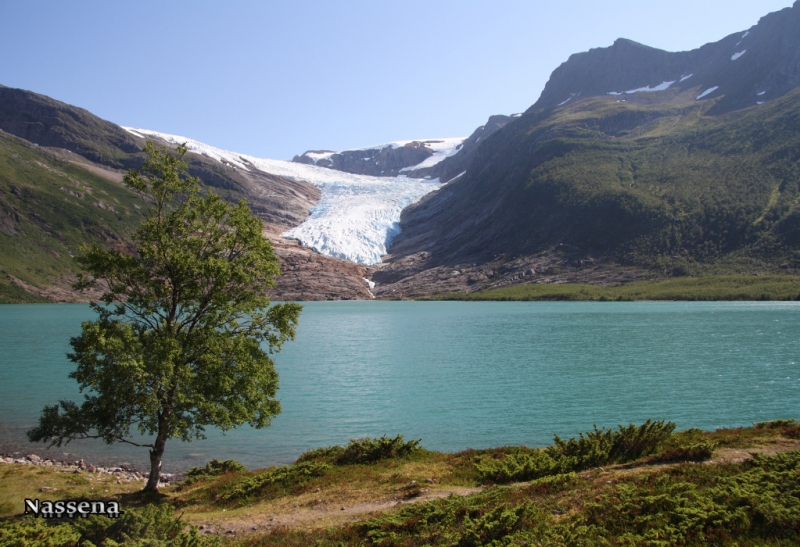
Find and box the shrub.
[358,489,541,546]
[296,435,422,465]
[336,435,422,465]
[550,419,676,469]
[219,461,330,501]
[0,518,81,546]
[578,451,800,544]
[651,440,716,463]
[477,420,675,484]
[295,445,346,464]
[753,418,800,439]
[476,450,558,484]
[754,418,798,429]
[456,503,536,547]
[0,504,218,547]
[184,459,246,484]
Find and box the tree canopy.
[28,142,301,491]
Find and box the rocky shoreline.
[0,451,179,486]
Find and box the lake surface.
[0,301,798,472]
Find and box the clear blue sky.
[0,1,794,159]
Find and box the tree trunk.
[143,435,167,492]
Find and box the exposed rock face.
[268,236,374,300]
[0,86,347,302]
[409,115,514,183]
[0,86,142,168]
[365,3,800,296]
[371,248,646,298]
[292,114,514,183]
[533,2,800,114]
[0,86,321,236]
[293,141,434,176]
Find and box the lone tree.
[28,142,301,492]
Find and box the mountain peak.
[532,2,800,114]
[611,38,654,50]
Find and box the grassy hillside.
[519,93,800,270]
[428,275,800,301]
[1,420,798,545]
[391,89,800,281]
[0,131,145,303]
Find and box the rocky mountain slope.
[372,1,800,297]
[533,2,800,115]
[0,88,374,302]
[3,2,799,301]
[292,138,463,177]
[291,114,515,182]
[0,86,319,234]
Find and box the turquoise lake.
[0,301,798,472]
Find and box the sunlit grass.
[429,275,800,301]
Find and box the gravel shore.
[0,451,180,486]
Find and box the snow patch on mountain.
[696,86,719,100]
[608,79,676,96]
[397,137,466,171]
[305,151,336,163]
[608,80,675,96]
[123,127,442,265]
[126,128,252,170]
[731,50,746,61]
[626,80,675,94]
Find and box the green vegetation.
[527,93,800,269]
[2,420,799,545]
[26,142,301,492]
[0,504,219,546]
[432,274,800,301]
[297,435,423,465]
[239,423,800,546]
[476,420,677,484]
[184,459,248,485]
[412,89,800,281]
[0,132,146,302]
[218,461,332,502]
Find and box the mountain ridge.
[532,1,800,115]
[371,1,800,296]
[2,2,800,301]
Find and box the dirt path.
[192,486,482,537]
[187,439,800,537]
[707,439,800,463]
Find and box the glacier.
[124,128,443,265]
